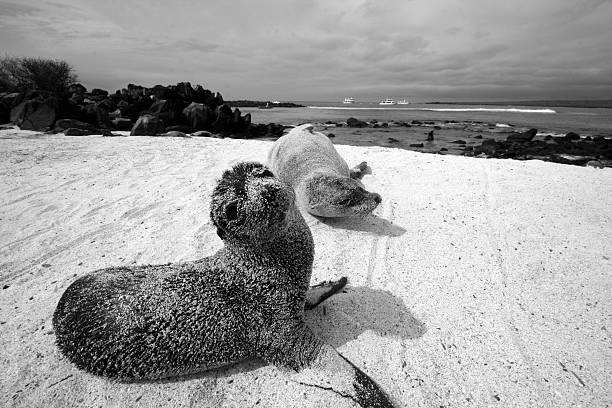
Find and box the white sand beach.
[1,129,610,407]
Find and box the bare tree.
[0,56,79,93]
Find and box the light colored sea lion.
[267,123,381,217]
[53,162,394,407]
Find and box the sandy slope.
[0,129,610,408]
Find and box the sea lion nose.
[373,194,382,204]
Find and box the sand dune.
[1,130,610,407]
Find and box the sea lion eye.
[225,201,239,221]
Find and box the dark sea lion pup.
[53,162,395,407]
[267,123,382,218]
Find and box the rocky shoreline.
[0,82,288,139]
[311,118,612,168]
[1,83,610,167]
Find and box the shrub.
[0,56,78,93]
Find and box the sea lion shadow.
[316,214,406,237]
[151,287,425,383]
[305,285,427,348]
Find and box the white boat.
[343,97,355,104]
[397,99,409,105]
[272,100,281,104]
[379,98,395,105]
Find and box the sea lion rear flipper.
[304,277,348,310]
[271,340,396,408]
[349,161,368,179]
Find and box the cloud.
[0,0,610,99]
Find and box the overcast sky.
[1,0,611,101]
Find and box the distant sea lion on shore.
[267,124,381,218]
[53,162,394,407]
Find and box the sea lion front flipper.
[349,161,368,179]
[304,277,348,310]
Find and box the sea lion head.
[303,173,381,217]
[210,161,294,240]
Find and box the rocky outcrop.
[182,102,213,131]
[11,95,58,131]
[506,128,537,143]
[130,114,164,136]
[54,119,98,133]
[4,82,268,138]
[469,130,612,166]
[347,117,368,128]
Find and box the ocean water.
[242,102,612,138]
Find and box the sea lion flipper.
[284,344,396,407]
[349,161,368,179]
[304,277,348,310]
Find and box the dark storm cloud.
[1,0,610,99]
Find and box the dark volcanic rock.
[191,130,212,137]
[507,128,537,143]
[130,114,164,136]
[64,127,97,136]
[470,131,612,166]
[426,131,434,141]
[111,118,132,131]
[586,160,604,168]
[147,99,184,127]
[549,154,595,166]
[161,131,190,138]
[11,96,58,131]
[83,103,111,128]
[182,102,213,131]
[54,119,98,133]
[68,83,87,94]
[164,124,194,133]
[409,143,424,148]
[451,140,467,144]
[91,88,109,98]
[477,139,501,156]
[347,117,368,128]
[565,132,580,140]
[211,104,233,134]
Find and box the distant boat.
[379,98,395,105]
[343,97,355,104]
[397,99,409,105]
[272,101,281,104]
[258,102,273,109]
